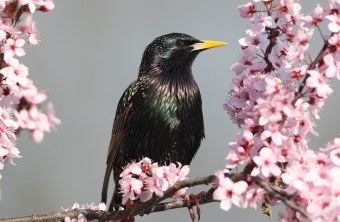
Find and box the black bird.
[102,33,226,210]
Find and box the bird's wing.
[101,85,135,204]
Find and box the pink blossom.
[46,103,61,130]
[295,29,314,52]
[0,58,29,87]
[257,98,282,125]
[302,4,325,27]
[19,0,38,13]
[0,121,16,145]
[322,53,339,79]
[15,109,35,130]
[231,47,258,75]
[0,143,20,165]
[326,14,340,33]
[311,4,325,25]
[223,0,340,220]
[286,2,302,23]
[243,186,264,208]
[261,124,287,146]
[0,29,6,41]
[141,168,169,201]
[15,105,56,143]
[306,70,333,99]
[250,16,274,32]
[239,31,269,49]
[291,65,307,80]
[0,0,57,197]
[213,176,248,211]
[281,163,310,193]
[119,175,143,204]
[62,202,121,222]
[120,162,142,178]
[38,0,55,12]
[0,107,17,128]
[118,158,190,203]
[226,130,255,168]
[28,106,50,142]
[22,83,47,105]
[20,21,40,45]
[264,77,281,94]
[167,162,189,186]
[238,2,256,18]
[1,36,26,61]
[0,0,6,11]
[251,148,281,177]
[327,32,339,51]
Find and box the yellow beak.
[192,40,228,51]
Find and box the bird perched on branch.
[101,33,226,210]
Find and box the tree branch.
[252,176,309,218]
[0,176,217,222]
[0,173,309,221]
[292,40,329,104]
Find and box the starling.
[102,33,226,210]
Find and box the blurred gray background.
[1,1,339,221]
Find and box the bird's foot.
[181,191,205,222]
[121,199,135,222]
[121,218,135,222]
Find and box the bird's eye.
[176,40,186,48]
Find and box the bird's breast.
[144,78,201,130]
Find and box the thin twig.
[252,176,309,218]
[292,40,329,104]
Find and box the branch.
[293,40,329,104]
[252,176,309,218]
[0,172,309,221]
[0,176,217,222]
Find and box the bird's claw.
[182,192,204,221]
[121,199,135,222]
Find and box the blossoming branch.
[0,0,59,193]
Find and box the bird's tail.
[108,181,122,211]
[101,161,113,204]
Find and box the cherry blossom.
[238,2,257,18]
[19,0,37,13]
[213,174,248,211]
[326,14,340,33]
[63,203,122,222]
[120,175,143,204]
[46,103,61,130]
[38,0,54,12]
[0,0,57,194]
[118,157,190,205]
[322,53,339,79]
[221,1,340,221]
[22,83,48,104]
[2,0,338,220]
[1,36,26,61]
[251,147,281,177]
[239,31,269,49]
[14,104,58,143]
[0,58,29,87]
[306,70,333,99]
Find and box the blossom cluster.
[213,170,266,211]
[63,202,122,222]
[214,0,340,221]
[119,157,189,204]
[62,159,189,221]
[0,0,59,193]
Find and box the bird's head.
[139,33,227,76]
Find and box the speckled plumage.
[102,33,210,210]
